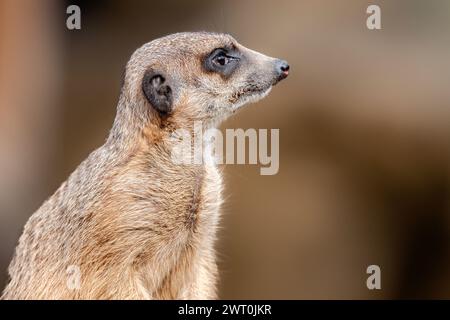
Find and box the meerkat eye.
[205,48,240,76]
[212,52,230,66]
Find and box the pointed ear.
[142,70,173,115]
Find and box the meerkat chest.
[115,155,223,235]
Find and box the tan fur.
[2,32,286,299]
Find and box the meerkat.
[2,32,289,300]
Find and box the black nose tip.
[276,59,290,81]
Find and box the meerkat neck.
[106,94,151,151]
[106,93,219,164]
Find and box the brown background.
[0,0,449,299]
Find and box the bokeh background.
[1,0,449,299]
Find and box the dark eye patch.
[204,46,240,78]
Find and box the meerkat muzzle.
[275,59,290,83]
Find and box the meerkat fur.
[2,32,289,300]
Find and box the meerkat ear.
[142,71,173,115]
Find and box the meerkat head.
[119,32,289,133]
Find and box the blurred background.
[0,0,449,299]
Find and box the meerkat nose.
[275,59,290,81]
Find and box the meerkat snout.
[275,59,290,82]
